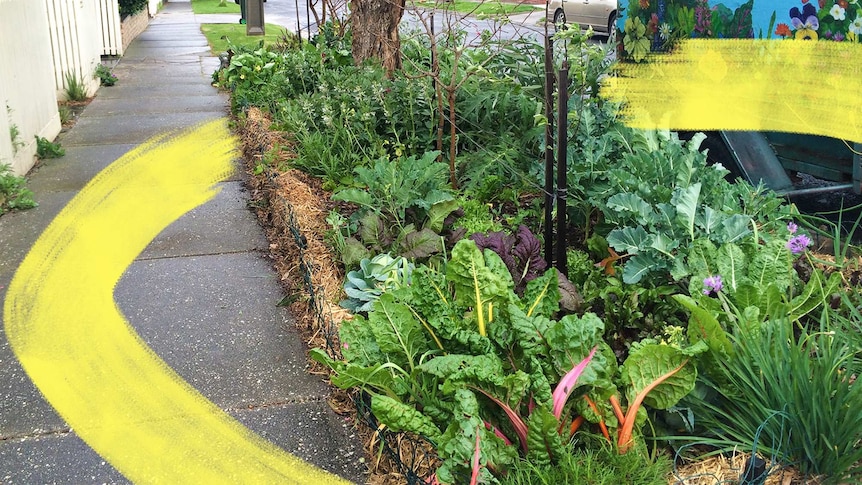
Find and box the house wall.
[0,0,62,176]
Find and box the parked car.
[548,0,617,39]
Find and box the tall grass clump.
[684,314,862,483]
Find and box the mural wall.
[619,0,862,60]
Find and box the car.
[548,0,618,39]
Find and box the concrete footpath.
[0,1,363,483]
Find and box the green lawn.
[191,0,240,15]
[201,23,292,54]
[414,0,537,16]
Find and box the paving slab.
[0,332,67,439]
[138,181,266,260]
[123,45,213,58]
[58,111,225,146]
[83,93,227,116]
[230,403,366,481]
[84,81,220,101]
[115,252,329,409]
[25,144,137,194]
[0,432,128,485]
[0,191,78,286]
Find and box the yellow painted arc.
[602,39,862,144]
[3,119,350,484]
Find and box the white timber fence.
[99,0,124,55]
[45,0,102,100]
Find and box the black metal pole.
[555,61,568,275]
[305,0,311,39]
[295,0,302,43]
[543,32,555,266]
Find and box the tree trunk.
[350,0,405,74]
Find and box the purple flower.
[790,3,819,31]
[786,234,812,255]
[703,275,723,295]
[834,32,845,41]
[787,221,798,234]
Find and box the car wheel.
[607,13,617,44]
[553,9,567,32]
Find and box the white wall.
[0,0,62,176]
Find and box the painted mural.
[620,0,862,60]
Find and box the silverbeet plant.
[313,239,703,483]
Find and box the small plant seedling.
[36,136,65,159]
[94,64,117,86]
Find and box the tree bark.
[350,0,405,73]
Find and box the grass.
[191,0,240,14]
[680,317,862,483]
[200,23,289,54]
[413,0,537,16]
[64,70,88,102]
[501,436,672,485]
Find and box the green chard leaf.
[525,405,565,465]
[446,239,516,337]
[620,344,697,410]
[339,314,385,367]
[716,242,747,292]
[545,313,604,378]
[367,293,431,371]
[749,239,792,291]
[371,394,442,442]
[520,268,560,319]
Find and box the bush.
[119,0,147,19]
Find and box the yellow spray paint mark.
[603,39,862,143]
[3,119,349,484]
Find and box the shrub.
[119,0,147,19]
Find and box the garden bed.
[218,22,862,484]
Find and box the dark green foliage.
[501,437,672,485]
[118,0,148,19]
[94,64,117,86]
[0,164,37,215]
[35,136,65,159]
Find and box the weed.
[8,123,24,155]
[94,64,117,86]
[58,104,73,125]
[64,70,88,101]
[35,136,65,159]
[0,163,37,215]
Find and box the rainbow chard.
[551,346,597,419]
[614,342,705,453]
